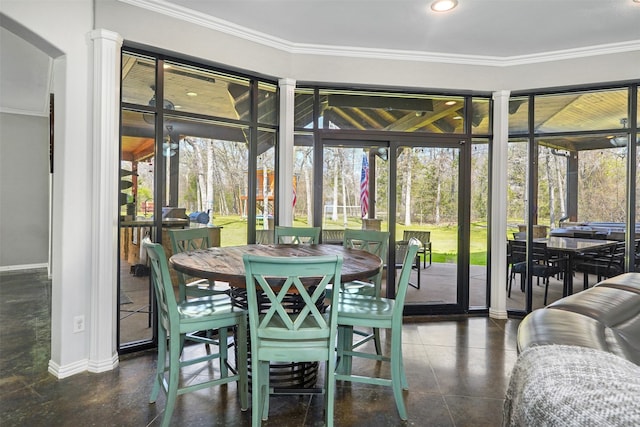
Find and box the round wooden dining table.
[169,243,383,287]
[169,243,382,393]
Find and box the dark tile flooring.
[1,269,521,426]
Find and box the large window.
[506,84,638,313]
[118,50,279,352]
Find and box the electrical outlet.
[73,315,85,333]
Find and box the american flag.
[292,185,297,208]
[360,153,369,218]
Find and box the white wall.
[0,113,49,268]
[0,0,96,377]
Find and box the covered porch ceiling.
[120,56,634,161]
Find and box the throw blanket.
[503,345,640,427]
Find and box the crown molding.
[121,0,640,67]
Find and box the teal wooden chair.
[145,242,248,427]
[242,254,343,427]
[168,227,230,301]
[273,226,321,244]
[335,238,420,421]
[336,229,389,355]
[341,229,390,297]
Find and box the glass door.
[320,136,471,314]
[390,143,463,310]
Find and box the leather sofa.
[504,273,640,426]
[517,272,640,363]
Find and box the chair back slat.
[168,227,223,300]
[243,255,342,342]
[343,229,389,257]
[274,226,321,244]
[145,242,179,333]
[168,227,211,253]
[342,229,389,296]
[393,239,421,323]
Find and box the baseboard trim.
[489,308,509,319]
[88,353,119,373]
[0,263,48,272]
[48,358,89,379]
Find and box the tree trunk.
[404,150,412,226]
[332,159,338,222]
[340,156,348,227]
[206,141,215,216]
[305,167,312,224]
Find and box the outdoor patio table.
[534,236,618,296]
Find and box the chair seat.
[325,280,375,299]
[177,296,240,321]
[336,293,395,322]
[341,280,376,295]
[512,261,564,278]
[185,278,231,292]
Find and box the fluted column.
[278,78,296,226]
[88,29,123,372]
[489,90,510,319]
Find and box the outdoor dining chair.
[334,238,420,421]
[510,240,569,305]
[574,241,625,289]
[168,227,230,301]
[402,230,432,268]
[242,254,342,427]
[273,226,321,244]
[145,242,248,427]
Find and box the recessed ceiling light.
[453,115,463,120]
[431,0,458,12]
[186,92,198,97]
[445,100,457,106]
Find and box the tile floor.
[1,269,521,426]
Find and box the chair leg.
[399,343,408,390]
[236,318,249,411]
[336,325,354,375]
[150,328,167,404]
[583,272,589,290]
[161,336,182,427]
[543,279,549,306]
[251,357,263,427]
[325,350,336,427]
[373,328,382,355]
[260,361,270,421]
[219,327,229,378]
[390,325,407,420]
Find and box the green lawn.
[212,215,488,265]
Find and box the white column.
[88,29,123,372]
[277,78,296,227]
[489,90,510,319]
